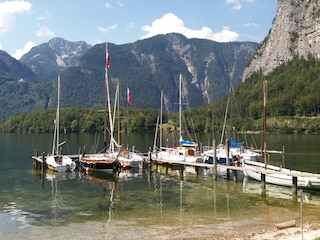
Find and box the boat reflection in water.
[28,152,320,239]
[243,176,320,206]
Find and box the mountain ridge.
[0,34,258,119]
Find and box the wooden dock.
[149,157,320,195]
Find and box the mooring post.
[292,176,297,195]
[195,166,199,175]
[226,139,230,180]
[282,146,286,168]
[213,139,217,180]
[180,164,184,180]
[41,152,45,172]
[147,148,152,170]
[233,170,237,182]
[261,173,266,190]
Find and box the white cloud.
[0,44,2,50]
[226,0,255,10]
[127,22,135,29]
[118,1,124,7]
[141,13,239,42]
[105,2,112,9]
[37,11,50,21]
[0,0,32,33]
[12,40,35,60]
[244,22,261,28]
[36,26,54,37]
[97,24,118,33]
[226,0,242,10]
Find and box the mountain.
[0,50,40,84]
[0,50,48,118]
[20,37,91,81]
[0,34,258,119]
[55,33,258,111]
[243,0,320,80]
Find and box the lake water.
[1,133,320,239]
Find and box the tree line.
[2,56,320,134]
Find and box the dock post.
[165,162,169,174]
[213,139,217,180]
[233,170,237,182]
[261,173,266,190]
[292,176,297,195]
[179,164,184,180]
[148,149,152,170]
[41,152,45,172]
[195,166,199,175]
[282,146,286,168]
[226,139,230,181]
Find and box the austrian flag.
[106,43,110,69]
[127,88,132,105]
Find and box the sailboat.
[79,43,122,174]
[113,84,144,169]
[152,74,203,163]
[45,76,76,172]
[203,86,261,165]
[242,79,320,190]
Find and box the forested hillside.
[2,56,320,135]
[0,34,257,119]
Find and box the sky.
[0,0,277,60]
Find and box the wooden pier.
[149,156,320,195]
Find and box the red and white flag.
[106,43,110,69]
[127,88,132,105]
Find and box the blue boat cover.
[179,139,197,147]
[230,138,244,148]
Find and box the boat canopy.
[230,138,244,148]
[179,139,198,147]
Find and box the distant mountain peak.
[20,37,91,81]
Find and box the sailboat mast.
[117,82,120,145]
[57,75,60,154]
[160,91,163,148]
[105,43,114,152]
[220,87,231,145]
[179,74,182,141]
[52,76,60,156]
[263,78,267,168]
[104,45,108,149]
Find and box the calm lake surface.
[1,133,320,239]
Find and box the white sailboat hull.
[46,155,76,172]
[242,159,320,189]
[151,150,186,162]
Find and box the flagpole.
[126,85,129,149]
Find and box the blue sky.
[0,0,277,59]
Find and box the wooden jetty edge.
[150,158,320,178]
[148,155,320,196]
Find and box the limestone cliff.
[243,0,320,81]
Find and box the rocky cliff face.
[20,37,91,81]
[243,0,320,81]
